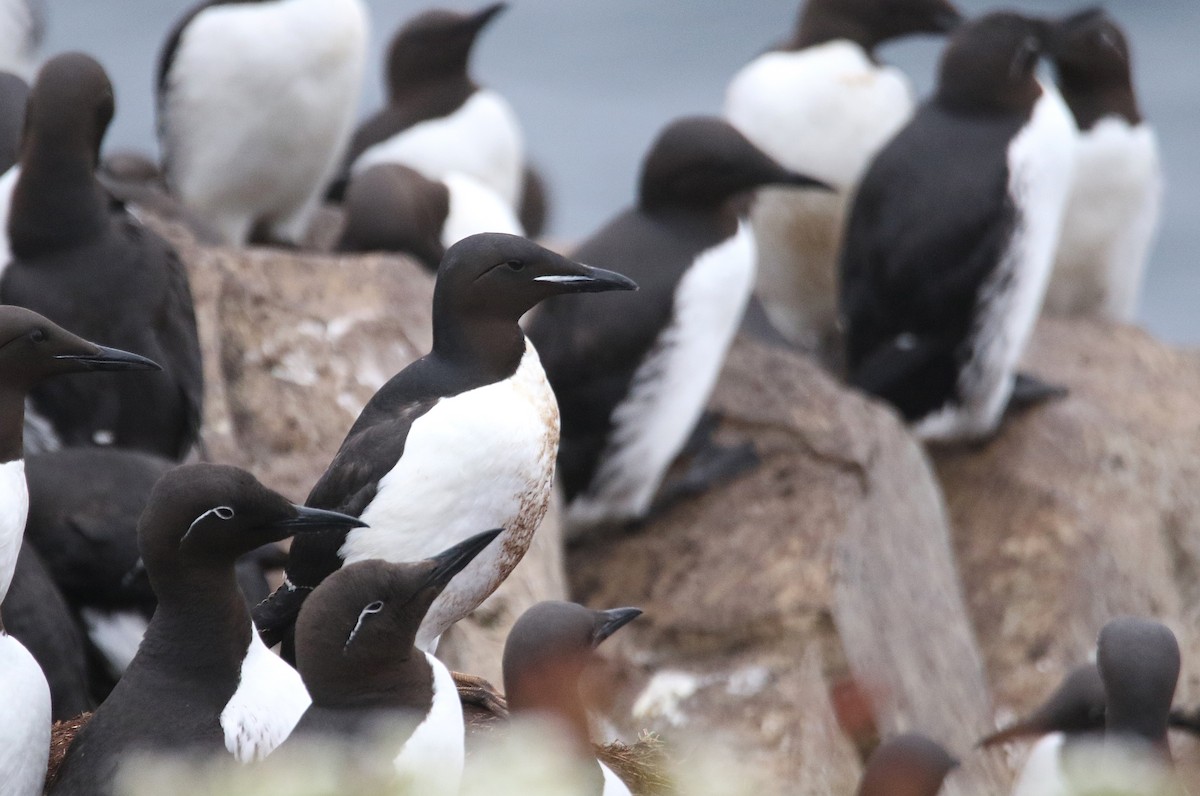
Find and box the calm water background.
[41,1,1199,341]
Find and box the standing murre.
[1043,8,1162,322]
[840,12,1077,443]
[1006,618,1182,796]
[0,305,161,796]
[856,733,958,796]
[48,464,367,796]
[157,0,368,245]
[254,233,637,659]
[335,163,523,269]
[2,53,204,461]
[527,116,830,533]
[502,600,643,796]
[333,3,524,211]
[281,531,501,795]
[723,0,961,357]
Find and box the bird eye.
[345,600,386,649]
[29,329,46,343]
[506,260,525,272]
[364,600,384,613]
[212,506,235,520]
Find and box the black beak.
[264,505,368,536]
[55,344,162,372]
[468,2,507,32]
[775,170,835,193]
[426,528,503,589]
[533,263,639,294]
[592,606,642,647]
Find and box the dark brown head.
[638,116,831,212]
[335,163,450,268]
[502,600,642,715]
[137,464,365,592]
[978,663,1106,747]
[936,12,1049,116]
[294,530,501,703]
[1097,617,1180,748]
[1048,8,1140,128]
[790,0,962,54]
[856,733,958,796]
[385,3,506,99]
[21,51,113,168]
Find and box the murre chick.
[283,531,501,795]
[502,600,643,796]
[856,733,958,796]
[48,464,367,796]
[528,116,829,533]
[0,305,160,796]
[1007,617,1181,796]
[335,163,523,269]
[840,12,1077,443]
[1043,8,1162,321]
[723,0,961,356]
[333,4,524,211]
[157,0,368,245]
[2,53,204,460]
[254,233,637,657]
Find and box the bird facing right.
[840,11,1077,443]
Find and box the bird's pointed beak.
[54,343,161,372]
[264,505,368,537]
[533,259,639,294]
[468,2,507,33]
[426,528,503,590]
[592,607,642,647]
[775,168,835,193]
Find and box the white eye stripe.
[182,505,236,542]
[345,600,385,650]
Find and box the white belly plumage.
[724,41,914,349]
[0,632,51,796]
[341,340,559,651]
[0,459,28,601]
[220,624,311,763]
[1045,117,1162,321]
[567,222,756,532]
[438,171,524,249]
[80,607,149,680]
[0,164,18,282]
[0,0,39,79]
[352,89,525,209]
[392,652,464,796]
[161,0,368,245]
[915,85,1077,442]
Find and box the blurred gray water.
[40,1,1199,341]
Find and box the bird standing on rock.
[0,305,161,796]
[49,464,367,796]
[2,53,204,460]
[840,12,1077,443]
[283,531,501,796]
[529,116,830,534]
[724,0,961,357]
[502,600,643,796]
[334,3,524,212]
[1043,7,1162,322]
[157,0,368,245]
[254,233,637,662]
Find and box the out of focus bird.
[856,733,958,796]
[724,0,961,359]
[840,12,1076,442]
[157,0,368,245]
[336,163,522,269]
[528,116,829,533]
[334,4,525,216]
[2,53,204,460]
[1043,7,1162,322]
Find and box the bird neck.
[508,671,595,759]
[0,384,25,464]
[311,648,434,711]
[1056,72,1141,130]
[143,563,253,673]
[431,314,526,385]
[10,139,109,258]
[788,3,878,56]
